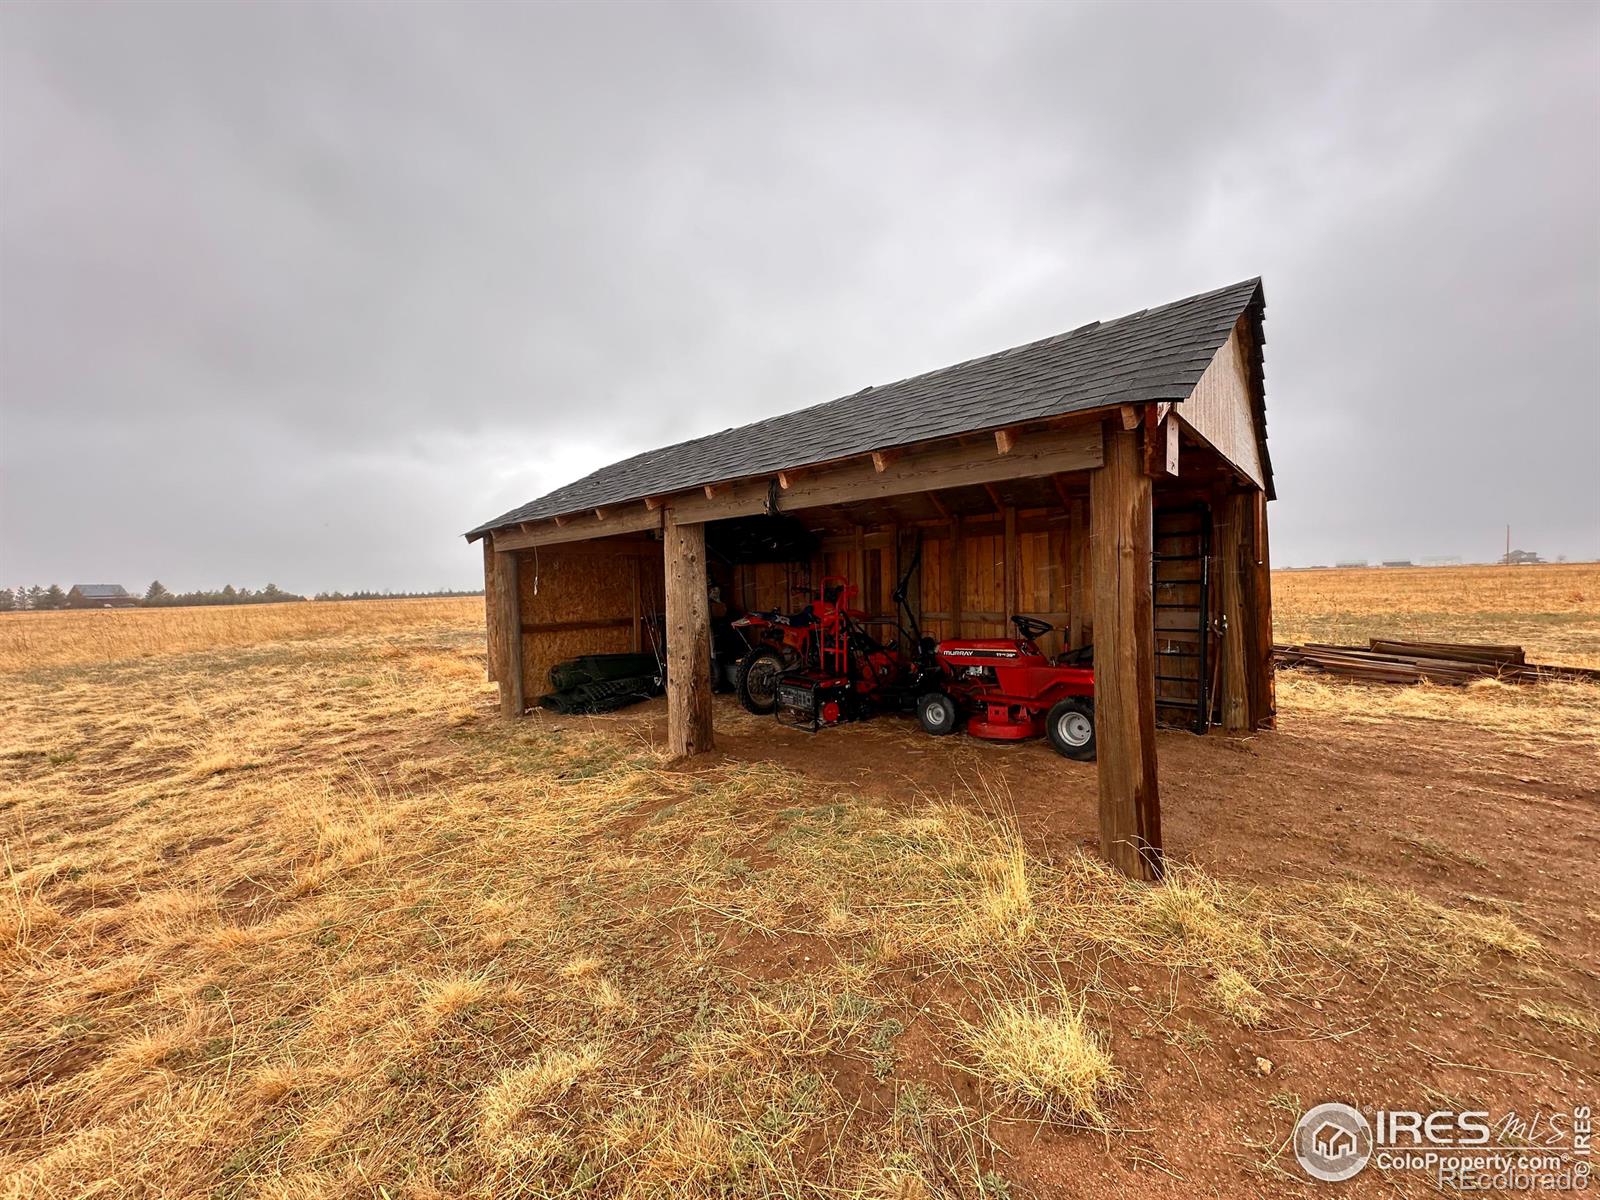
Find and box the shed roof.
[71,584,131,599]
[469,277,1265,538]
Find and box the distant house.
[67,584,138,609]
[1381,560,1414,568]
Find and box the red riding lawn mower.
[915,615,1098,760]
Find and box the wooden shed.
[466,278,1275,880]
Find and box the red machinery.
[731,576,854,714]
[769,578,911,730]
[916,616,1096,759]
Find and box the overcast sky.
[2,0,1596,593]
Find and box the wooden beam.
[483,538,499,683]
[551,513,567,527]
[492,505,662,550]
[778,469,800,490]
[703,484,719,499]
[1050,474,1074,509]
[950,515,964,637]
[1003,505,1017,624]
[663,425,1101,525]
[663,512,713,757]
[1246,490,1275,730]
[1089,425,1162,881]
[494,550,524,718]
[594,506,610,521]
[1143,409,1179,479]
[1215,491,1250,733]
[994,428,1017,456]
[1068,499,1087,651]
[631,557,642,653]
[644,496,664,511]
[982,482,1005,513]
[519,617,633,635]
[927,490,950,519]
[871,449,900,473]
[853,525,866,607]
[1119,403,1143,431]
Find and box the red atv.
[915,616,1096,759]
[731,576,853,714]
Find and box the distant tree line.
[1,582,482,611]
[311,588,484,601]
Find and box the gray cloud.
[3,0,1596,592]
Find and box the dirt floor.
[3,572,1598,1199]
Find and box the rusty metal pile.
[1273,639,1600,686]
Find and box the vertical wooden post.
[483,538,499,683]
[950,515,964,637]
[1246,490,1275,730]
[664,511,714,757]
[1215,491,1250,733]
[630,556,642,653]
[1003,506,1017,625]
[1068,499,1087,650]
[495,549,524,718]
[853,524,866,612]
[1089,425,1163,881]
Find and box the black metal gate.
[1153,504,1212,733]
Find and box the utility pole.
[1504,524,1510,566]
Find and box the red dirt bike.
[915,615,1097,759]
[730,576,854,714]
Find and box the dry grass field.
[2,570,1596,1198]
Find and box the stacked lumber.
[1273,638,1600,686]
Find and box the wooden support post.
[853,525,866,608]
[950,515,964,637]
[630,557,642,653]
[1068,499,1087,650]
[483,538,499,683]
[494,549,524,717]
[664,511,714,757]
[1003,506,1017,624]
[1246,490,1275,730]
[1089,425,1163,881]
[1215,491,1250,733]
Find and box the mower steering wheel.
[1011,615,1054,641]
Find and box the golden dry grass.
[1273,563,1600,739]
[1273,561,1600,666]
[0,598,483,673]
[0,573,1593,1197]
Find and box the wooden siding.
[1179,319,1264,489]
[514,541,663,702]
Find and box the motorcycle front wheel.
[735,646,787,714]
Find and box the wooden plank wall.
[729,510,1080,658]
[514,541,663,702]
[1179,318,1264,489]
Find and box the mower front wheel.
[1046,699,1096,760]
[735,647,787,715]
[917,692,959,736]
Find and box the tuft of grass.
[956,988,1119,1126]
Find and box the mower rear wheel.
[735,647,786,715]
[917,692,959,736]
[1046,699,1096,760]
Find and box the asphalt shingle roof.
[469,277,1264,537]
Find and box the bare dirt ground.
[2,569,1597,1199]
